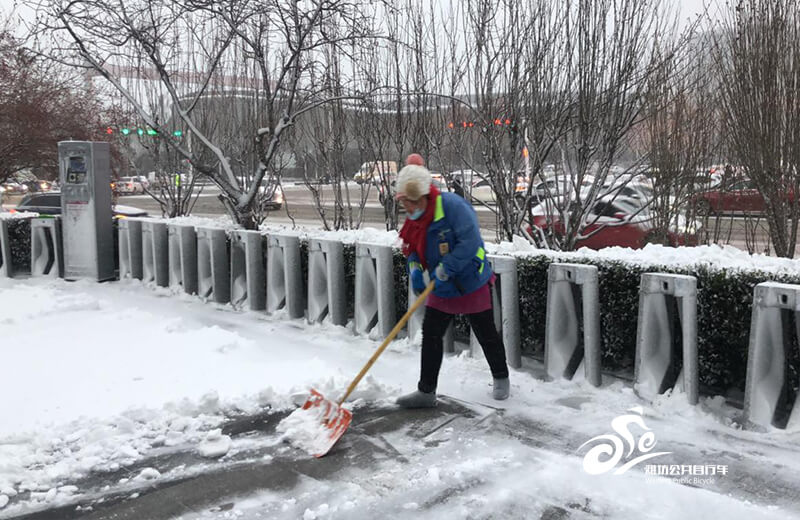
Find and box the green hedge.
[6,218,32,275]
[515,254,800,402]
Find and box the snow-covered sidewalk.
[1,277,799,519]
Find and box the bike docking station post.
[544,263,602,387]
[196,227,230,304]
[141,220,168,287]
[470,255,522,369]
[744,282,800,430]
[168,223,198,295]
[0,219,10,277]
[634,273,699,405]
[307,238,346,326]
[30,217,63,278]
[118,218,143,280]
[230,230,266,311]
[354,243,395,339]
[58,141,114,281]
[266,233,304,319]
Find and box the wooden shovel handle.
[338,281,435,405]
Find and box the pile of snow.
[489,238,800,276]
[141,215,240,232]
[260,223,400,247]
[0,211,39,220]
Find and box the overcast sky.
[2,0,714,29]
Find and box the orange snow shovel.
[302,281,435,457]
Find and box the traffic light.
[108,126,182,138]
[446,118,515,130]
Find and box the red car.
[528,197,698,250]
[690,177,765,216]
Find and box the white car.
[133,175,150,191]
[258,182,284,211]
[116,176,145,195]
[470,178,496,204]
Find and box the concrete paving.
[8,399,496,520]
[7,396,800,519]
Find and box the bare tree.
[538,0,686,251]
[639,33,720,245]
[27,0,375,229]
[0,17,109,183]
[714,0,800,258]
[297,27,372,231]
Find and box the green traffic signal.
[114,126,175,137]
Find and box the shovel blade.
[301,388,353,457]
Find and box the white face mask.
[408,208,424,220]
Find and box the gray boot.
[493,378,510,400]
[396,390,437,409]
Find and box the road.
[110,183,508,237]
[121,182,784,254]
[2,182,792,254]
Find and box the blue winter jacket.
[408,192,492,298]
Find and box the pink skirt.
[426,274,495,315]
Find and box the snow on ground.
[1,276,800,519]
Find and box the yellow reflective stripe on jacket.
[431,196,487,276]
[434,195,444,222]
[409,261,422,271]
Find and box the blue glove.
[410,268,425,295]
[435,263,449,282]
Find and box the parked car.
[466,176,544,204]
[353,161,398,185]
[532,176,591,201]
[12,192,149,217]
[1,181,29,194]
[133,175,150,191]
[446,169,480,199]
[115,176,145,195]
[528,195,698,250]
[18,179,53,193]
[470,178,496,204]
[689,176,774,216]
[258,182,284,211]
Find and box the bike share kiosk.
[58,141,115,281]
